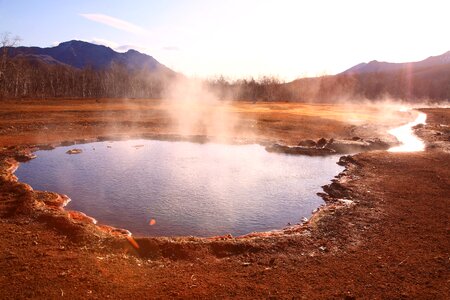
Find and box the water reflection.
[388,112,427,152]
[15,140,343,237]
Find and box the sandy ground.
[0,99,449,299]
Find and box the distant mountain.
[0,40,180,99]
[2,41,449,101]
[286,50,450,102]
[341,51,450,75]
[6,40,175,75]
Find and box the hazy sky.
[1,0,449,80]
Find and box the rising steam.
[162,77,242,141]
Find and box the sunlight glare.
[388,112,427,152]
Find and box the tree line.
[0,54,169,99]
[1,34,448,102]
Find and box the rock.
[36,191,71,208]
[351,136,361,141]
[316,138,327,148]
[338,155,359,166]
[326,140,366,153]
[38,144,55,151]
[15,151,37,162]
[67,211,97,224]
[66,149,82,155]
[365,138,390,151]
[325,138,390,154]
[265,144,335,156]
[338,199,354,205]
[322,181,350,199]
[297,139,317,147]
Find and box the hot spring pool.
[15,140,343,237]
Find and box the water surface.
[388,111,427,152]
[16,140,343,237]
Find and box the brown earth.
[0,99,449,299]
[0,98,411,146]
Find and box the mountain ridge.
[6,40,175,75]
[341,51,450,75]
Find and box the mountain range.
[286,50,450,101]
[341,51,450,76]
[6,40,175,76]
[2,41,449,101]
[6,40,450,83]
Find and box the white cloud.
[80,13,146,35]
[114,44,150,53]
[86,38,150,54]
[90,38,119,49]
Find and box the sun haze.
[1,0,449,80]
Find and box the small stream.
[388,111,427,152]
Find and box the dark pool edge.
[0,138,356,240]
[0,109,440,261]
[1,126,403,260]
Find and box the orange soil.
[0,99,448,299]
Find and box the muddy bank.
[266,137,390,156]
[1,135,344,242]
[2,142,449,298]
[1,127,392,241]
[0,133,367,259]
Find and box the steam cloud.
[162,77,243,142]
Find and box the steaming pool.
[16,140,344,237]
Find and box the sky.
[1,0,450,81]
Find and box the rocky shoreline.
[0,134,361,245]
[0,111,427,247]
[0,140,364,266]
[266,137,390,156]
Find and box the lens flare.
[126,236,140,249]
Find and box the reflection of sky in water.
[16,140,343,237]
[388,112,427,152]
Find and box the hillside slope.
[6,40,175,75]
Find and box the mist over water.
[162,77,243,141]
[15,140,343,237]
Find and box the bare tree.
[0,32,21,98]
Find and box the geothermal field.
[1,1,450,299]
[0,98,449,299]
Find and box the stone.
[66,149,82,155]
[297,139,317,147]
[316,138,327,147]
